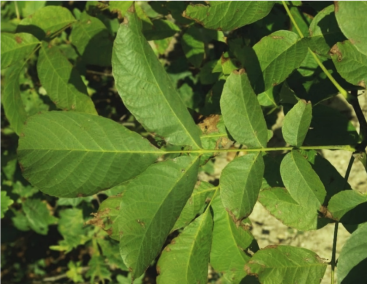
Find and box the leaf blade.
[157,209,213,284]
[118,155,200,278]
[37,43,97,114]
[112,11,201,149]
[220,71,268,148]
[282,100,312,147]
[220,153,264,221]
[17,111,161,197]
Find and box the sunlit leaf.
[112,11,202,149]
[282,100,312,147]
[17,111,161,197]
[220,70,268,148]
[157,209,213,283]
[118,155,200,278]
[244,245,327,284]
[220,153,264,221]
[184,2,274,31]
[37,43,97,114]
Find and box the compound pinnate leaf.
[16,6,75,40]
[280,150,326,210]
[17,111,161,198]
[335,1,367,56]
[1,33,40,69]
[22,199,57,235]
[172,181,216,232]
[210,194,257,283]
[157,209,213,284]
[1,191,14,218]
[244,245,327,284]
[220,153,264,221]
[220,70,268,148]
[181,25,205,68]
[330,40,367,88]
[259,187,329,231]
[70,11,113,66]
[308,5,346,57]
[118,155,200,278]
[328,190,367,221]
[112,11,201,149]
[337,223,367,284]
[184,2,274,31]
[2,65,27,135]
[37,43,97,115]
[252,30,309,92]
[282,100,312,147]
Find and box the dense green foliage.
[1,1,367,283]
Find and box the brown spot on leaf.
[165,247,171,252]
[198,114,220,134]
[87,19,91,24]
[127,3,135,13]
[19,163,24,172]
[358,81,366,88]
[244,264,252,275]
[46,31,51,36]
[20,133,25,137]
[319,205,335,220]
[265,244,278,249]
[233,68,246,75]
[71,104,75,110]
[15,36,22,44]
[77,193,84,197]
[156,265,161,274]
[330,44,342,61]
[334,1,339,13]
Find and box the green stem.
[162,145,355,154]
[281,1,349,100]
[14,1,20,20]
[330,155,355,284]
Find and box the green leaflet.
[70,11,113,66]
[328,190,367,221]
[244,245,327,284]
[112,11,202,149]
[118,155,200,278]
[210,194,257,283]
[181,25,205,68]
[335,1,367,56]
[17,111,161,197]
[220,71,268,148]
[22,199,58,235]
[37,43,97,114]
[1,33,40,69]
[220,153,264,221]
[1,191,13,218]
[330,40,367,88]
[16,6,76,40]
[2,65,28,135]
[109,1,133,15]
[252,30,309,92]
[172,181,216,232]
[280,151,326,210]
[97,238,128,271]
[259,187,329,231]
[17,1,46,18]
[157,209,213,284]
[308,5,346,57]
[282,100,312,147]
[337,223,367,284]
[184,2,274,31]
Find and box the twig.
[349,90,367,152]
[330,155,355,284]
